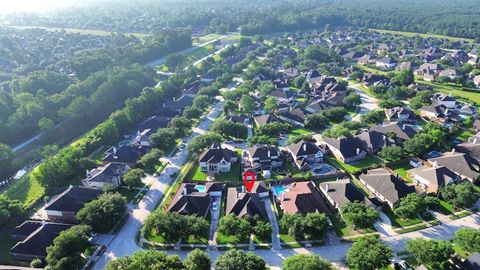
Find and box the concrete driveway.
[208,195,221,246]
[349,84,379,122]
[374,210,396,236]
[262,198,281,249]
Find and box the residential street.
[93,100,224,270]
[349,84,379,122]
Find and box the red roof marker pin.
[243,170,256,192]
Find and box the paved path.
[208,195,221,246]
[349,84,379,122]
[93,100,224,270]
[374,210,396,237]
[263,198,282,249]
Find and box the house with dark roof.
[268,89,295,104]
[385,107,417,124]
[226,187,268,220]
[286,140,324,170]
[427,150,480,182]
[82,162,130,189]
[369,122,417,143]
[322,136,366,163]
[253,114,279,127]
[433,93,457,108]
[319,179,366,210]
[276,181,331,215]
[44,186,102,222]
[408,163,460,194]
[359,168,414,208]
[376,57,397,69]
[460,252,480,270]
[277,107,310,127]
[102,145,149,167]
[166,183,224,217]
[306,100,334,114]
[355,130,395,154]
[198,143,236,174]
[246,145,283,171]
[457,142,480,164]
[10,221,73,260]
[226,114,250,125]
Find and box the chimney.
[433,161,438,168]
[474,137,478,144]
[268,150,271,158]
[325,184,330,192]
[41,220,47,227]
[303,143,307,152]
[383,135,387,141]
[402,124,406,131]
[356,148,360,155]
[451,148,456,155]
[86,169,90,177]
[241,186,245,193]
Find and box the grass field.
[0,173,45,208]
[383,207,423,228]
[388,162,414,183]
[326,156,382,174]
[193,33,222,44]
[416,80,480,105]
[7,25,150,38]
[370,29,475,43]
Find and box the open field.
[370,28,475,43]
[0,173,45,208]
[5,25,150,38]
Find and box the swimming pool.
[195,185,206,192]
[313,165,336,175]
[272,185,288,197]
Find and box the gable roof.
[278,108,310,123]
[226,188,268,219]
[319,179,365,209]
[166,183,215,217]
[408,165,459,193]
[247,145,280,160]
[323,136,364,159]
[103,145,148,165]
[85,163,126,184]
[287,140,321,157]
[199,143,234,164]
[369,122,417,141]
[280,181,331,215]
[10,222,73,258]
[355,130,394,153]
[253,114,279,126]
[359,168,414,205]
[45,186,102,213]
[428,151,480,180]
[457,142,480,163]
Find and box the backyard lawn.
[388,162,414,183]
[1,174,45,208]
[416,80,480,105]
[383,207,423,228]
[456,129,475,142]
[326,155,382,174]
[288,127,313,137]
[191,164,208,181]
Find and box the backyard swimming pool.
[195,185,206,192]
[313,164,336,175]
[272,185,288,197]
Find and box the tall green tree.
[346,236,392,270]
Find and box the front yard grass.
[216,231,249,245]
[326,155,382,174]
[388,162,414,183]
[383,207,422,228]
[435,199,456,215]
[191,164,208,181]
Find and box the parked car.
[390,259,401,270]
[399,260,412,270]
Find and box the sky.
[0,0,79,14]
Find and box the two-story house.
[286,140,324,170]
[199,143,236,174]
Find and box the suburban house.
[166,183,224,218]
[198,143,236,174]
[385,107,417,124]
[130,129,152,147]
[408,163,460,194]
[319,179,366,210]
[251,182,270,198]
[306,100,334,114]
[375,57,397,69]
[253,114,279,127]
[322,136,366,163]
[82,162,130,189]
[358,168,414,208]
[355,130,395,154]
[433,94,457,108]
[369,122,417,143]
[10,221,73,260]
[276,181,331,215]
[420,104,462,125]
[427,150,480,182]
[474,75,480,88]
[286,140,324,170]
[268,89,295,104]
[277,107,310,127]
[246,145,283,171]
[226,114,250,125]
[44,186,102,223]
[457,142,480,164]
[102,145,149,167]
[226,187,268,220]
[439,69,462,80]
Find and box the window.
[201,166,208,171]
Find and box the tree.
[211,119,248,139]
[394,194,438,219]
[46,225,92,270]
[30,258,43,268]
[344,92,362,109]
[322,108,348,123]
[150,128,177,152]
[391,69,414,86]
[38,117,55,132]
[454,228,480,253]
[187,133,223,154]
[138,149,163,169]
[410,91,433,110]
[144,211,209,243]
[404,133,434,156]
[218,214,251,240]
[0,143,15,180]
[240,95,256,114]
[264,96,278,112]
[122,168,144,189]
[283,254,335,270]
[184,249,211,270]
[105,250,184,270]
[169,116,193,137]
[346,236,392,270]
[304,113,328,131]
[76,193,127,232]
[440,182,480,209]
[215,249,266,270]
[378,146,405,161]
[406,238,454,269]
[164,54,186,71]
[361,110,385,124]
[341,202,380,229]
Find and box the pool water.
[195,185,206,192]
[273,185,288,197]
[314,166,334,174]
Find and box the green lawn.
[326,156,382,174]
[354,64,389,76]
[284,162,303,178]
[279,231,301,248]
[396,223,428,234]
[383,207,423,228]
[435,199,456,215]
[118,188,141,203]
[370,28,475,43]
[388,162,414,183]
[215,161,241,184]
[191,164,208,181]
[288,127,313,137]
[216,231,249,244]
[331,213,350,237]
[10,25,150,38]
[416,80,480,105]
[0,173,45,208]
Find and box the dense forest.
[2,0,480,39]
